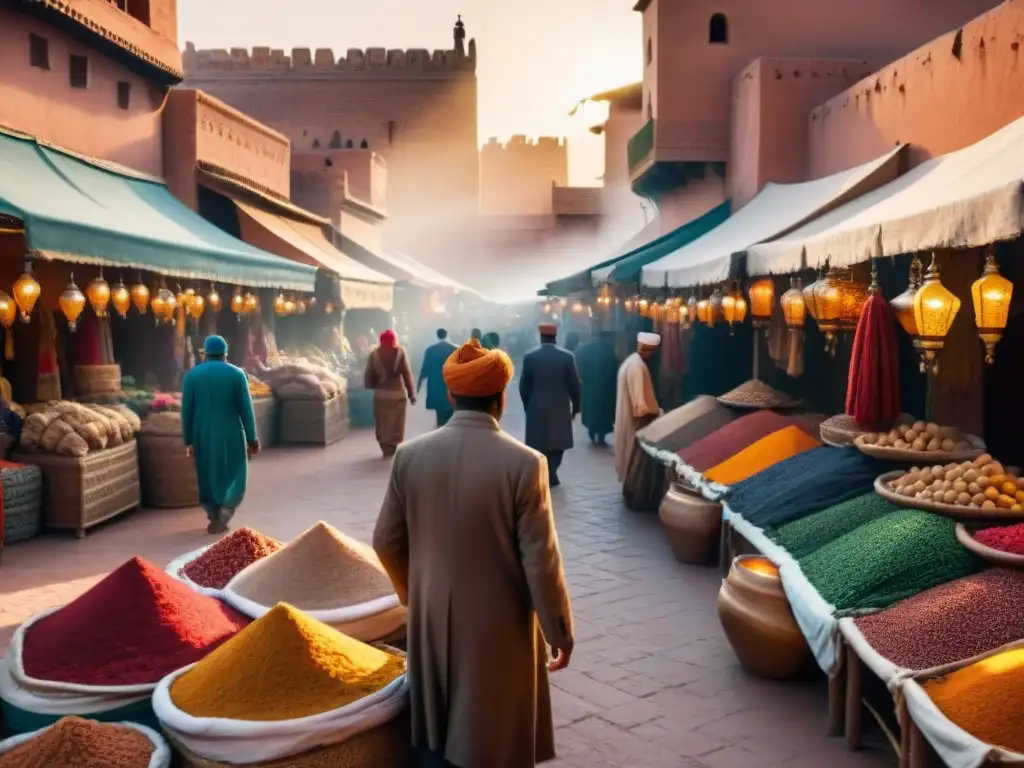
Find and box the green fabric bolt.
[798,509,984,614]
[767,492,897,559]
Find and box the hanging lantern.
[721,280,748,333]
[707,287,724,328]
[243,292,259,315]
[187,292,205,320]
[803,266,824,322]
[86,273,110,317]
[638,298,650,317]
[571,300,585,314]
[890,256,923,336]
[812,266,866,356]
[151,284,177,324]
[283,296,297,315]
[687,293,698,327]
[274,292,288,317]
[971,247,1013,364]
[230,287,246,317]
[110,278,131,319]
[696,295,710,325]
[0,291,16,329]
[780,276,806,329]
[13,263,40,323]
[912,254,961,375]
[207,284,223,314]
[308,297,317,310]
[59,275,86,332]
[666,297,681,325]
[296,299,308,315]
[838,271,870,333]
[130,276,150,315]
[749,278,775,328]
[623,298,634,313]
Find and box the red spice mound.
[974,523,1024,555]
[0,716,154,768]
[21,556,249,687]
[677,410,814,472]
[182,527,283,589]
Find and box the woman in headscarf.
[365,329,416,457]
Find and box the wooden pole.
[845,649,863,750]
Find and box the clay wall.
[657,168,727,234]
[808,0,1024,176]
[604,100,645,188]
[479,136,568,216]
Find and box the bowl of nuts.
[855,420,985,463]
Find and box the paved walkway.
[0,401,893,767]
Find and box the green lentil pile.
[766,493,897,559]
[797,509,984,613]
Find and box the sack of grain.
[56,431,89,457]
[20,413,54,450]
[39,419,73,453]
[140,412,183,438]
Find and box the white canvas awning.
[748,115,1024,275]
[641,145,905,288]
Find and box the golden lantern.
[687,293,698,327]
[749,278,775,327]
[243,292,259,315]
[130,276,150,315]
[812,266,866,356]
[571,300,585,314]
[780,276,806,329]
[696,296,710,325]
[802,266,824,322]
[111,278,131,319]
[283,295,297,315]
[59,275,87,331]
[274,292,288,317]
[638,298,650,317]
[721,280,748,333]
[296,299,308,315]
[13,263,40,323]
[0,291,16,329]
[666,298,682,325]
[230,287,246,317]
[971,247,1013,364]
[86,273,110,317]
[707,287,724,328]
[151,284,177,324]
[890,256,923,336]
[912,254,961,374]
[187,292,205,320]
[623,298,634,313]
[207,284,223,314]
[308,297,318,310]
[838,272,869,333]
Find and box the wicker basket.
[165,710,410,768]
[278,395,349,447]
[138,434,198,508]
[253,397,277,448]
[74,364,122,397]
[1,464,44,544]
[12,441,140,538]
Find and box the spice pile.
[859,420,974,454]
[923,647,1024,753]
[169,603,405,721]
[766,493,897,559]
[22,557,249,686]
[704,425,821,486]
[182,528,283,590]
[717,379,798,410]
[727,446,893,528]
[638,396,739,453]
[855,569,1024,670]
[677,410,814,471]
[0,717,155,768]
[973,523,1024,555]
[229,522,394,611]
[885,454,1023,511]
[798,509,983,612]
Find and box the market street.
[0,402,892,768]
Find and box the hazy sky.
[178,0,642,186]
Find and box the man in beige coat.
[374,338,574,768]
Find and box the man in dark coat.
[519,323,581,488]
[575,330,618,446]
[417,328,458,428]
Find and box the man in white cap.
[614,332,662,492]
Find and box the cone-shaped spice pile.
[846,269,901,425]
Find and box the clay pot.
[658,481,722,565]
[716,555,812,680]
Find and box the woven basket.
[74,364,122,397]
[12,441,140,538]
[165,710,410,768]
[1,464,44,544]
[138,434,198,508]
[278,395,349,447]
[253,397,277,448]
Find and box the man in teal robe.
[182,335,260,534]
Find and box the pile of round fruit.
[886,454,1024,511]
[859,420,975,453]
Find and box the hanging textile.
[36,310,61,402]
[787,329,805,378]
[767,304,791,370]
[74,311,103,366]
[846,269,901,424]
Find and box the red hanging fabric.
[846,291,901,424]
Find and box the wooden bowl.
[955,523,1024,568]
[855,433,986,464]
[875,471,1024,523]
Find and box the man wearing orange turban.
[374,337,574,768]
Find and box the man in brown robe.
[374,338,574,768]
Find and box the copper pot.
[658,481,722,565]
[716,555,811,680]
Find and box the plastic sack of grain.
[0,717,171,767]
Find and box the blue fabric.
[418,340,457,412]
[0,128,315,291]
[203,335,228,356]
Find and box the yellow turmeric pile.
[705,425,821,485]
[923,647,1024,753]
[169,603,405,721]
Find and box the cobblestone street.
[0,401,894,767]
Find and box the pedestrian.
[519,323,581,488]
[470,328,482,342]
[615,332,663,510]
[575,330,618,446]
[373,337,574,768]
[182,335,260,535]
[482,331,500,350]
[365,329,416,458]
[418,328,458,428]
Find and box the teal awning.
[0,128,315,291]
[608,200,730,284]
[543,219,660,296]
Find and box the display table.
[253,397,277,447]
[278,395,349,446]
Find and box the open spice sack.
[222,522,405,643]
[166,528,284,597]
[0,717,171,768]
[153,603,409,766]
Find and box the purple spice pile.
[854,569,1024,670]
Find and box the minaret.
[454,15,466,57]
